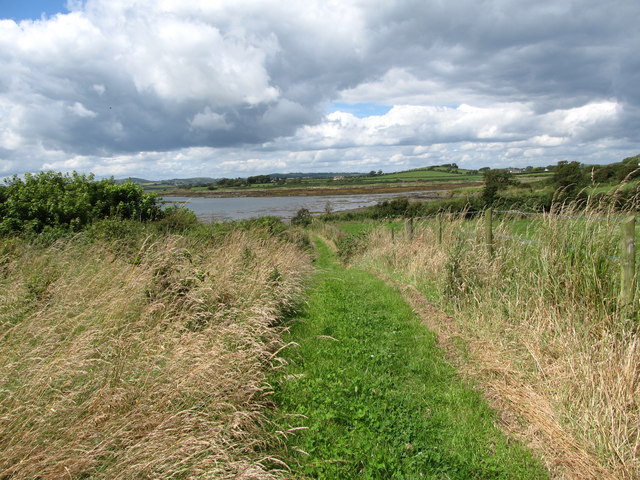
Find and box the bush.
[552,161,586,194]
[153,206,199,233]
[372,198,410,218]
[291,208,312,226]
[335,232,369,262]
[0,171,164,235]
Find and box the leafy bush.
[291,208,312,226]
[335,232,369,262]
[0,171,164,235]
[153,206,199,233]
[372,198,410,218]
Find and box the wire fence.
[406,209,632,223]
[399,207,638,314]
[403,208,638,264]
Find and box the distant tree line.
[215,175,275,188]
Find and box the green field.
[140,166,486,195]
[371,167,481,182]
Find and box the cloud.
[189,108,231,131]
[0,0,639,178]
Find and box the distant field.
[374,167,481,182]
[139,166,558,197]
[138,166,484,194]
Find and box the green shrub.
[291,208,312,226]
[153,206,199,233]
[0,171,164,235]
[335,232,369,262]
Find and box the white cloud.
[189,108,231,131]
[68,102,97,118]
[0,0,638,178]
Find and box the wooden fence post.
[437,215,443,245]
[485,208,494,258]
[620,216,636,316]
[405,217,414,240]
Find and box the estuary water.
[163,191,428,222]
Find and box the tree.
[481,169,516,205]
[247,175,271,185]
[553,161,585,193]
[617,155,640,182]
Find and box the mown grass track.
[272,237,547,479]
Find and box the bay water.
[163,191,428,222]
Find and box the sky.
[0,0,639,179]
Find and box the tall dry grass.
[0,226,311,479]
[347,209,639,479]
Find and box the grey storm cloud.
[0,0,639,178]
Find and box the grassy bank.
[271,237,547,479]
[325,211,639,478]
[0,221,311,479]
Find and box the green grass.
[586,179,640,194]
[371,168,481,183]
[272,237,547,479]
[335,220,404,236]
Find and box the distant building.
[333,175,345,181]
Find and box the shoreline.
[160,181,481,199]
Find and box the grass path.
[271,237,548,479]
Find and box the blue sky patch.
[0,0,68,21]
[329,102,392,118]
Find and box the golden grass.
[348,212,639,479]
[0,228,311,479]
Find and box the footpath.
[272,237,548,479]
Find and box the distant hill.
[114,177,153,184]
[115,177,217,187]
[114,172,363,186]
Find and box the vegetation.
[272,237,546,479]
[319,206,639,478]
[0,218,311,479]
[3,156,639,478]
[318,156,639,223]
[291,207,313,227]
[553,160,586,194]
[481,168,518,204]
[0,171,164,236]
